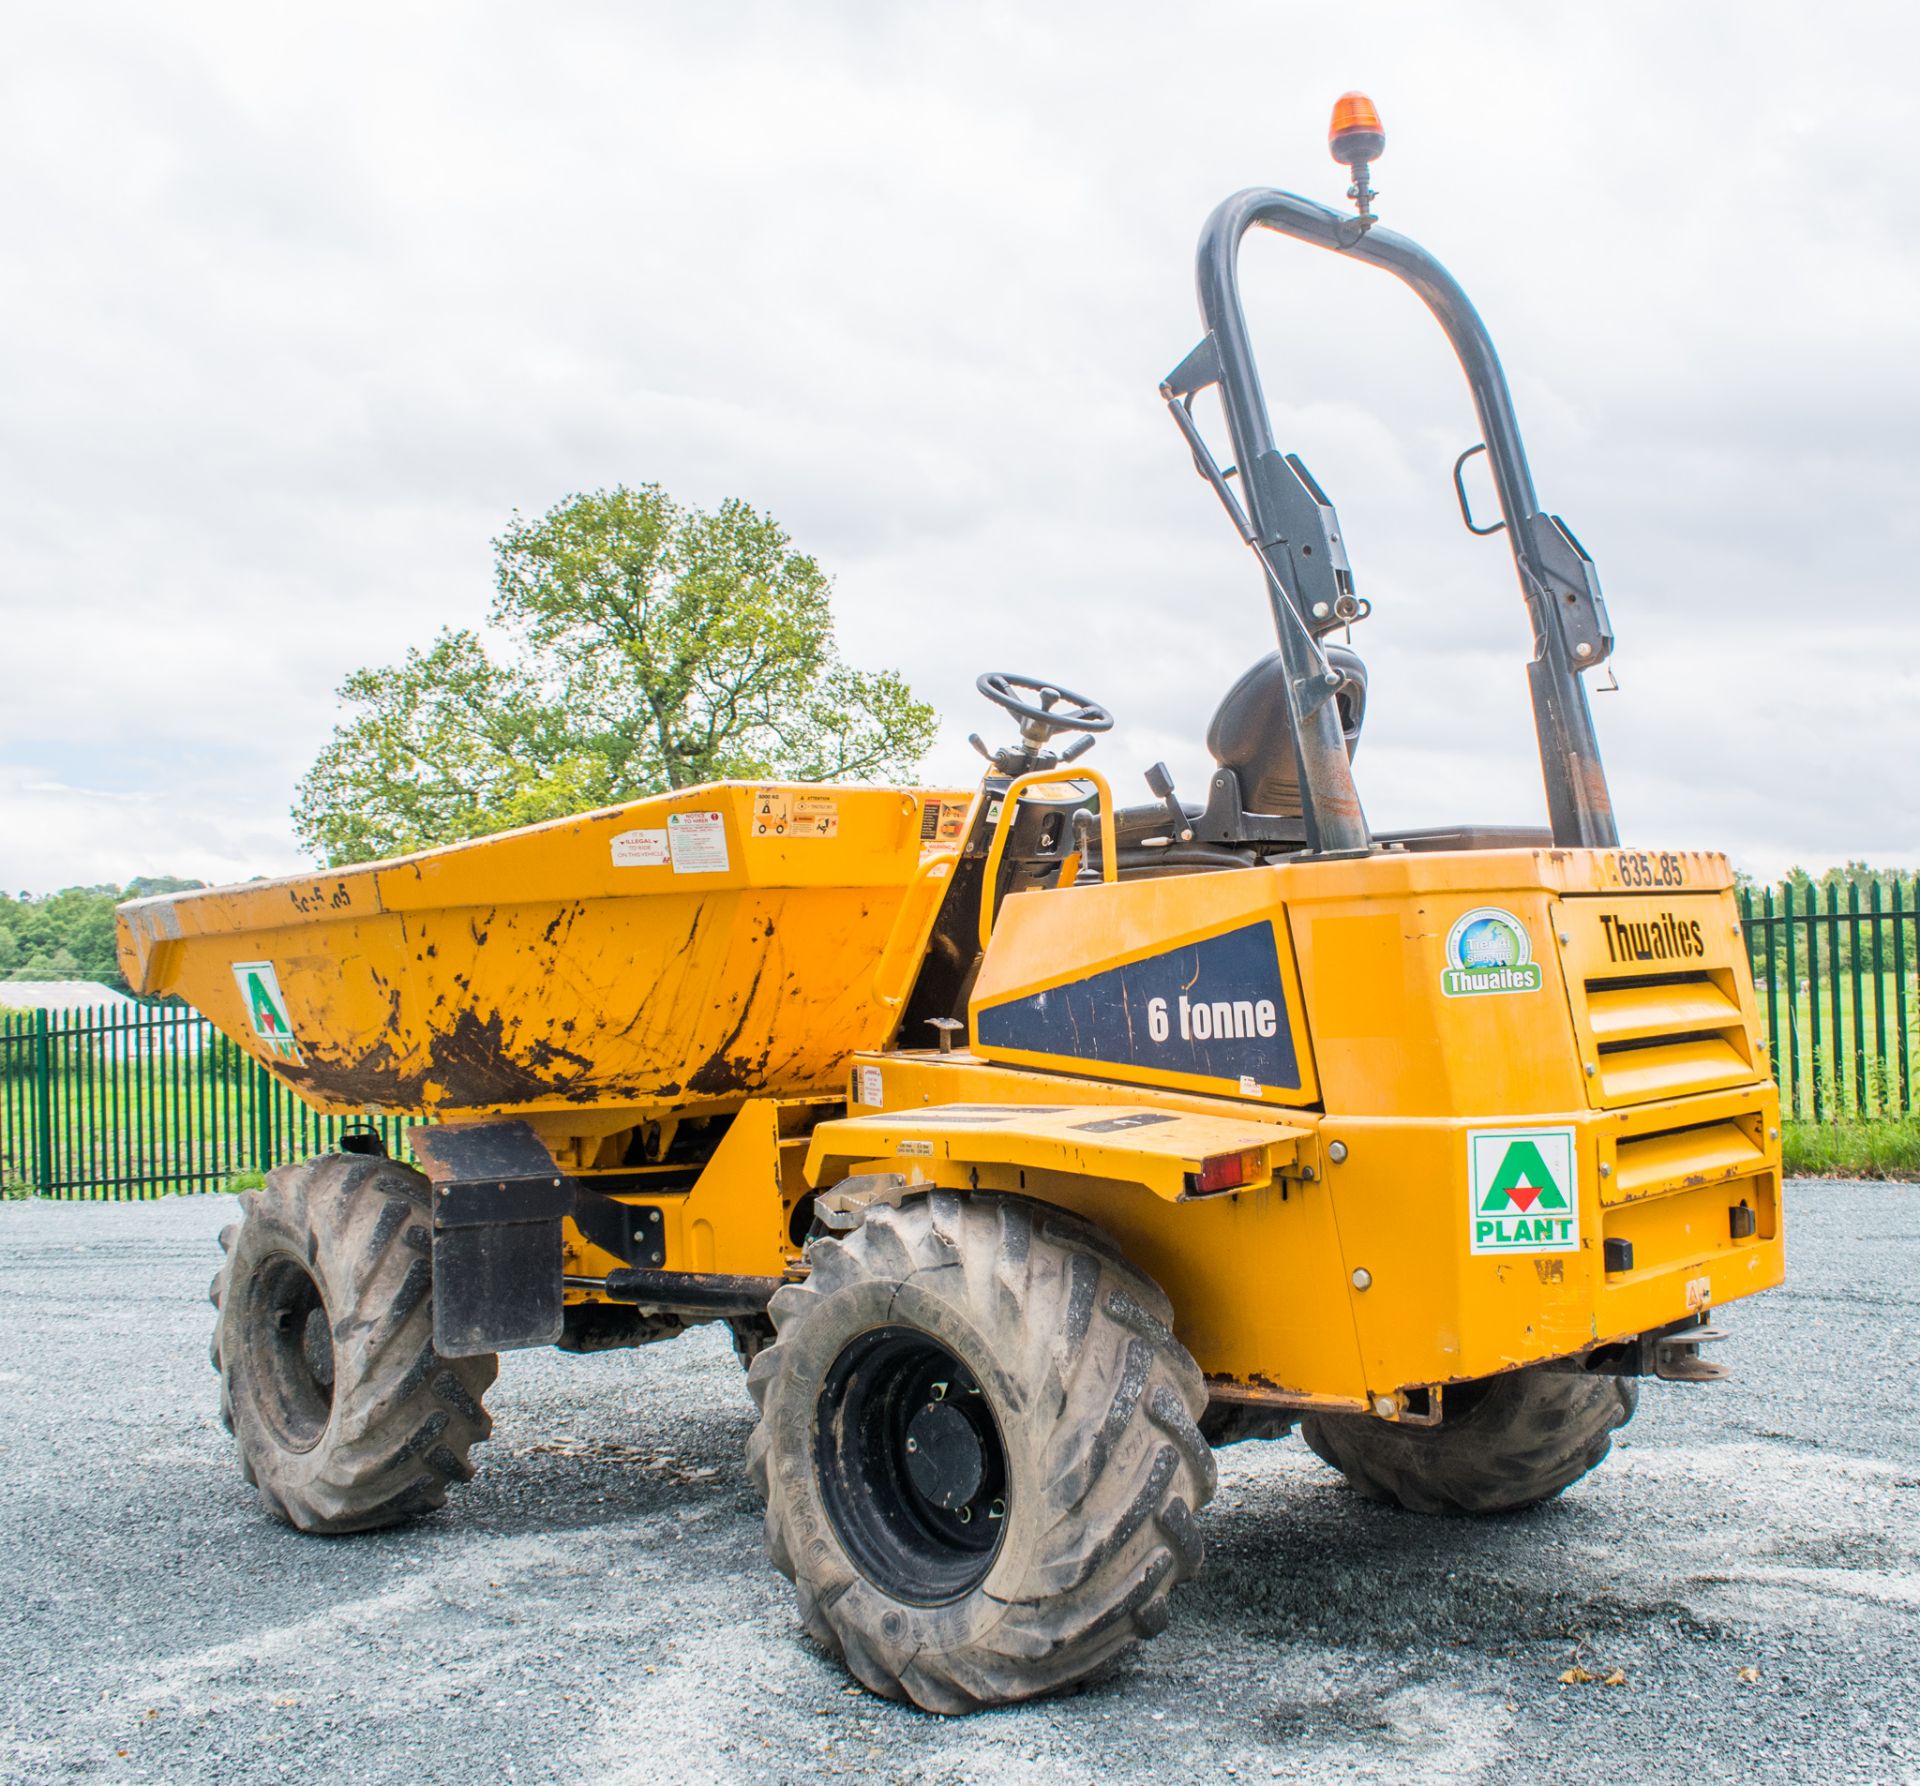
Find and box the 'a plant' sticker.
[232,960,303,1063]
[1467,1126,1578,1254]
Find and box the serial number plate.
[1604,850,1690,890]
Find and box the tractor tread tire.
[211,1153,497,1535]
[747,1191,1215,1714]
[1300,1369,1636,1516]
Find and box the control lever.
[967,733,993,761]
[1144,762,1194,843]
[1060,734,1097,764]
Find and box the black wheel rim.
[815,1326,1009,1605]
[244,1254,334,1452]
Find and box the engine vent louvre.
[1580,968,1754,1105]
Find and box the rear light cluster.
[1191,1148,1263,1196]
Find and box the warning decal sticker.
[754,790,840,838]
[920,800,968,844]
[792,793,838,837]
[610,828,670,867]
[667,811,730,874]
[1467,1126,1579,1255]
[752,791,789,836]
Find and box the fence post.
[1783,881,1800,1119]
[251,1057,277,1174]
[1826,880,1844,1119]
[1847,879,1865,1117]
[1760,886,1782,1101]
[1898,872,1912,1116]
[32,1009,54,1196]
[1869,878,1887,1117]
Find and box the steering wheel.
[976,672,1114,743]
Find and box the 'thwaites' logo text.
[1599,910,1706,965]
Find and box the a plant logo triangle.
[231,960,303,1063]
[1467,1127,1578,1254]
[1481,1139,1569,1214]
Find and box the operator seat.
[1106,645,1367,867]
[1206,643,1366,816]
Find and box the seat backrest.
[1204,645,1366,817]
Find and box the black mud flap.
[413,1120,570,1356]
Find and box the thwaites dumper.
[120,96,1784,1713]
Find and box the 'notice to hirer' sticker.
[668,811,730,874]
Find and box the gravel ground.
[1,1182,1915,1785]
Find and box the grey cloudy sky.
[3,1,1915,893]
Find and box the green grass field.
[1783,1117,1920,1180]
[1,1035,408,1200]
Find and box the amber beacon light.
[1327,90,1386,226]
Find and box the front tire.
[211,1152,497,1534]
[747,1191,1215,1714]
[1300,1369,1636,1515]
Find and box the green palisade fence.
[1737,877,1917,1121]
[0,1004,410,1199]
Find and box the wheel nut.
[1328,1140,1348,1165]
[1351,1267,1372,1291]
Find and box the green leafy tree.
[294,486,937,865]
[0,881,205,991]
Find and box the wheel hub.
[815,1327,1009,1605]
[904,1398,986,1510]
[244,1253,335,1452]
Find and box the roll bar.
[1162,187,1619,854]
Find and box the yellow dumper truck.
[119,97,1782,1713]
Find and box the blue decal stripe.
[975,921,1300,1089]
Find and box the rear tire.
[1300,1369,1636,1515]
[747,1191,1215,1714]
[211,1152,497,1534]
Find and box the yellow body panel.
[559,1095,811,1287]
[805,844,1783,1408]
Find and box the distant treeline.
[1736,861,1917,979]
[0,880,205,992]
